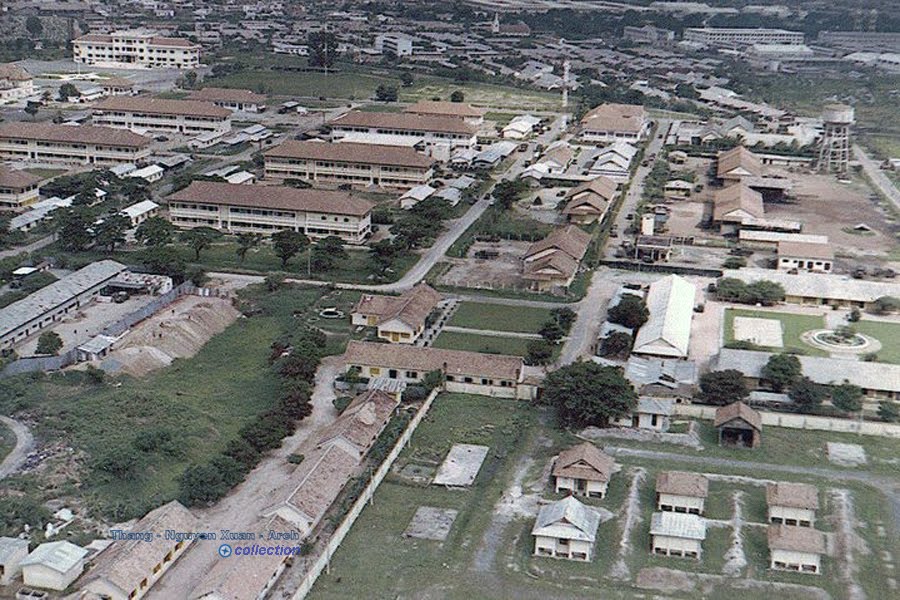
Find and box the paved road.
[853,144,900,214]
[0,416,34,480]
[0,234,55,260]
[606,446,900,533]
[556,121,672,366]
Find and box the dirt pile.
[102,296,240,377]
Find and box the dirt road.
[0,416,34,480]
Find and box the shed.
[714,401,762,448]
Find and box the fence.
[599,259,724,278]
[1,282,210,378]
[290,388,440,599]
[674,404,900,439]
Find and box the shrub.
[333,395,353,413]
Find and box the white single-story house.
[767,482,818,527]
[20,541,88,591]
[0,536,29,585]
[650,511,706,559]
[768,524,825,574]
[613,397,674,431]
[552,442,615,499]
[532,496,601,561]
[656,471,709,515]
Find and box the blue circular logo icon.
[218,543,233,558]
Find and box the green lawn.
[723,308,828,356]
[402,77,561,111]
[852,319,900,365]
[447,302,552,333]
[431,331,531,356]
[0,284,357,522]
[204,69,398,99]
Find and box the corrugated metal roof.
[650,511,706,540]
[532,497,601,542]
[633,275,696,358]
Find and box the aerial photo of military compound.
[0,1,899,599]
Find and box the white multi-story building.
[263,140,434,190]
[92,97,231,135]
[187,87,267,113]
[375,33,413,56]
[0,123,151,166]
[684,28,805,47]
[167,181,374,244]
[329,111,477,157]
[0,167,42,209]
[72,30,201,69]
[580,103,649,143]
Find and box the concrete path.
[0,416,34,480]
[440,325,544,340]
[605,446,900,532]
[854,144,900,214]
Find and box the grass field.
[723,308,827,356]
[0,284,357,522]
[309,396,895,600]
[431,331,531,356]
[402,78,561,111]
[852,319,900,365]
[447,302,552,333]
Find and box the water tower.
[818,104,854,176]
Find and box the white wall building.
[0,63,34,103]
[73,30,201,68]
[656,471,708,515]
[650,512,706,559]
[633,275,696,359]
[92,97,231,136]
[375,33,413,56]
[0,123,151,166]
[20,541,88,591]
[167,181,373,243]
[329,111,477,155]
[532,497,601,562]
[0,167,42,209]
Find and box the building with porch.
[552,442,616,498]
[350,283,442,344]
[767,482,818,527]
[532,496,601,562]
[768,524,825,574]
[656,471,708,515]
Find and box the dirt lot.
[439,239,532,289]
[101,295,241,376]
[766,170,898,258]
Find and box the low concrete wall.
[674,404,900,438]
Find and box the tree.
[24,101,39,120]
[540,362,637,428]
[831,381,863,413]
[180,227,221,261]
[308,31,338,70]
[450,90,465,102]
[400,72,414,87]
[25,15,43,38]
[271,229,309,269]
[607,295,649,330]
[236,232,262,263]
[551,307,577,331]
[761,353,801,393]
[698,370,748,405]
[93,213,130,252]
[600,331,632,359]
[135,216,174,247]
[848,308,861,323]
[55,209,92,251]
[58,82,80,102]
[310,235,347,271]
[369,239,399,275]
[525,339,554,365]
[375,84,398,102]
[539,320,565,344]
[492,179,528,209]
[36,331,63,355]
[872,296,900,315]
[178,463,227,506]
[179,70,198,89]
[138,246,187,281]
[789,377,827,411]
[878,401,899,423]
